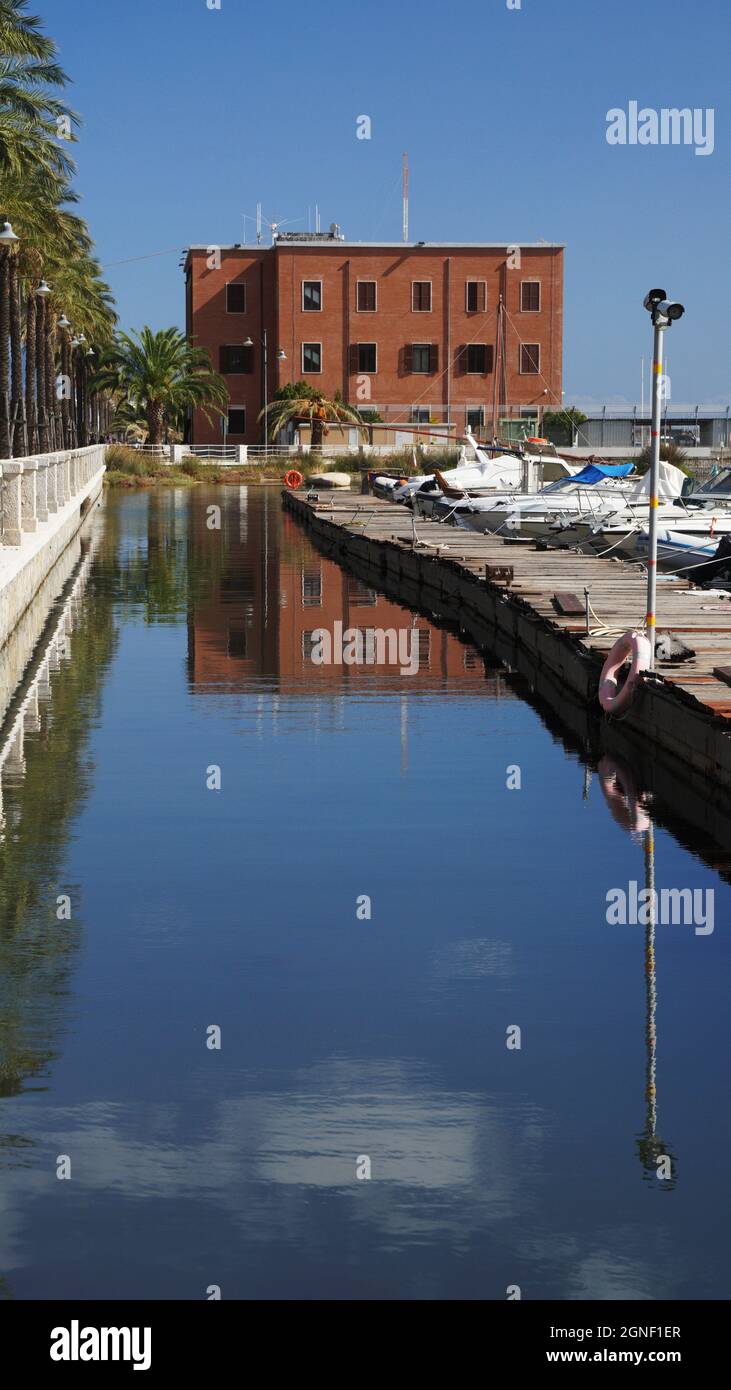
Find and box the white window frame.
[410,405,430,424]
[520,279,541,313]
[411,280,432,312]
[225,281,246,313]
[227,405,246,434]
[356,280,378,312]
[302,279,323,312]
[519,343,541,374]
[357,342,378,374]
[465,280,487,313]
[302,341,323,374]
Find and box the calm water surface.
[0,486,729,1300]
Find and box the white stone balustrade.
[1,445,106,548]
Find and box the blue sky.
[45,0,729,405]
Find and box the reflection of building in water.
[187,494,507,695]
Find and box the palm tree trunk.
[76,355,86,446]
[0,249,10,459]
[59,331,70,448]
[311,416,324,454]
[36,293,48,453]
[44,317,56,450]
[9,256,25,457]
[25,289,37,453]
[147,400,164,445]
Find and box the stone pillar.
[46,457,58,513]
[1,462,24,545]
[36,458,49,522]
[64,455,72,500]
[56,456,66,506]
[21,459,38,533]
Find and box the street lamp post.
[243,334,286,456]
[643,289,685,670]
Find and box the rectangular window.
[302,342,322,373]
[226,282,246,313]
[411,406,430,424]
[357,343,377,374]
[521,280,541,312]
[302,280,322,312]
[411,344,436,374]
[466,407,485,432]
[466,280,487,313]
[348,577,377,606]
[227,621,247,657]
[302,570,322,607]
[520,343,540,374]
[412,281,432,312]
[302,630,319,661]
[466,344,489,374]
[357,280,377,312]
[228,407,246,434]
[220,344,253,374]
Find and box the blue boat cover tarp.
[571,462,634,483]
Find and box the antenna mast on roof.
[402,152,409,243]
[315,204,320,233]
[256,203,262,244]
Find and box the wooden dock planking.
[285,490,731,787]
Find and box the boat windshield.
[695,467,731,495]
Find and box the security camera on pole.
[642,289,685,669]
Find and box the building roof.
[186,240,566,252]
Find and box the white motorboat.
[451,461,644,535]
[371,431,573,510]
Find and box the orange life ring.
[284,469,304,490]
[598,630,651,714]
[597,754,651,835]
[527,436,549,445]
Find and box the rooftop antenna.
[315,204,320,233]
[256,203,262,244]
[402,152,409,243]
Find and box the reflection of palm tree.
[0,558,117,1097]
[635,827,677,1187]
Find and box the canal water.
[0,486,729,1301]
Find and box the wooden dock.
[283,489,731,796]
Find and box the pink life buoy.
[598,630,652,714]
[597,754,651,835]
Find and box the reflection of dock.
[284,490,731,879]
[284,491,731,783]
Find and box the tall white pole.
[263,328,268,458]
[645,322,664,670]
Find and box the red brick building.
[184,231,564,447]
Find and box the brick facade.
[185,237,564,446]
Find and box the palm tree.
[261,382,367,454]
[94,328,228,446]
[1,159,116,455]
